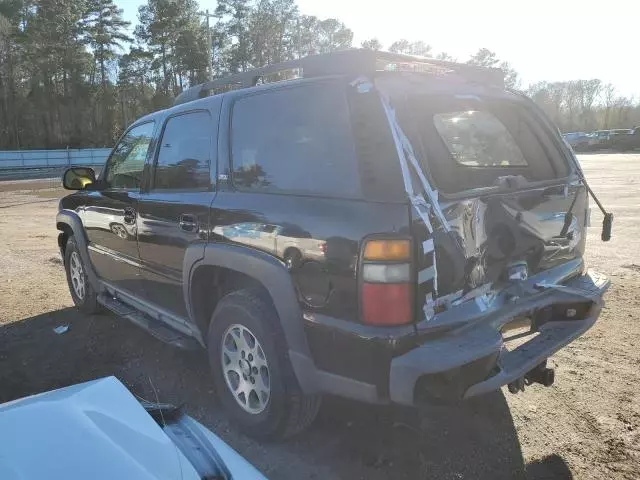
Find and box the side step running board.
[98,293,200,350]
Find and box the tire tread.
[208,288,321,439]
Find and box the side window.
[231,83,361,197]
[104,122,155,189]
[154,111,212,190]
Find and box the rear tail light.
[363,240,410,261]
[362,283,412,325]
[362,263,410,283]
[360,239,413,326]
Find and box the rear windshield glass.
[397,95,569,194]
[434,111,528,167]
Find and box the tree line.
[0,0,637,150]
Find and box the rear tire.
[64,236,100,314]
[208,289,321,439]
[284,248,302,270]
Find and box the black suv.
[57,50,610,439]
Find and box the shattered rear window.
[434,111,528,167]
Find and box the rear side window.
[104,122,155,189]
[434,111,528,167]
[231,83,360,197]
[154,111,212,190]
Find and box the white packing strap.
[451,282,493,306]
[397,125,451,233]
[423,292,435,321]
[410,195,434,234]
[376,85,442,308]
[422,238,434,254]
[378,95,415,198]
[379,96,436,239]
[377,88,451,234]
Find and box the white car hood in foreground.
[0,377,265,480]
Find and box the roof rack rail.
[173,49,504,106]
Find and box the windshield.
[434,110,528,167]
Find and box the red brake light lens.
[361,283,412,326]
[360,238,414,326]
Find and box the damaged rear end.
[368,70,611,405]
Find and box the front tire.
[208,289,321,439]
[64,236,100,314]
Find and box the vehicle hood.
[0,377,264,480]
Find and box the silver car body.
[0,377,266,480]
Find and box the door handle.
[179,214,198,232]
[123,207,136,225]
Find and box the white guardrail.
[0,148,111,170]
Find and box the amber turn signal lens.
[363,240,411,261]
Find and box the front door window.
[104,122,155,189]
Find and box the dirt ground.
[1,153,639,480]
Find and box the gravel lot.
[1,153,639,479]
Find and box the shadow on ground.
[0,308,573,480]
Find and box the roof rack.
[173,49,505,106]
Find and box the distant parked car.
[609,129,633,147]
[615,127,640,151]
[0,377,266,480]
[563,132,592,151]
[590,130,613,149]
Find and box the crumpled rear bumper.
[389,270,610,406]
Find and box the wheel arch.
[184,242,319,394]
[282,245,301,259]
[56,210,100,291]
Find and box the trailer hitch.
[507,361,555,394]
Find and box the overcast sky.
[118,0,638,98]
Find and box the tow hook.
[507,377,526,394]
[525,364,555,387]
[507,362,555,394]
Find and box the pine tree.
[215,0,251,73]
[83,0,131,90]
[135,0,181,95]
[468,48,520,89]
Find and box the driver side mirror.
[62,167,96,190]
